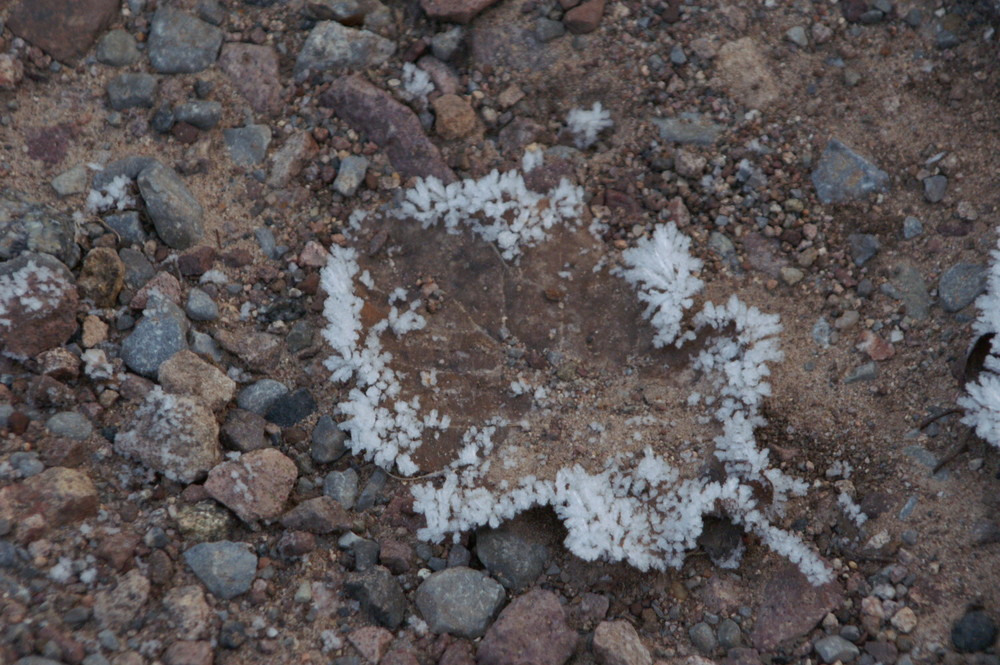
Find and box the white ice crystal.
[321,162,833,584]
[566,102,614,149]
[959,233,1000,449]
[86,174,135,213]
[402,62,435,102]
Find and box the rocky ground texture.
[1,0,1000,664]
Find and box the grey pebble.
[344,566,407,629]
[333,155,369,197]
[185,287,218,321]
[184,541,257,599]
[892,262,930,320]
[286,320,315,353]
[786,26,809,47]
[120,300,188,378]
[294,21,395,76]
[844,362,878,384]
[415,567,506,638]
[189,329,223,362]
[431,26,464,61]
[848,233,879,267]
[811,139,889,205]
[237,379,289,415]
[324,468,359,509]
[923,175,947,203]
[96,30,141,67]
[45,411,93,441]
[475,524,548,592]
[224,125,272,167]
[535,18,565,42]
[254,227,280,260]
[938,263,986,313]
[717,618,742,650]
[689,621,717,654]
[105,212,147,246]
[652,113,723,146]
[812,317,832,347]
[814,635,860,664]
[107,73,158,111]
[902,216,923,239]
[670,44,687,64]
[151,105,176,134]
[355,468,387,511]
[265,388,316,427]
[148,7,223,74]
[137,160,204,250]
[352,538,380,571]
[174,100,222,130]
[50,165,90,197]
[312,415,348,464]
[9,452,43,478]
[0,190,80,268]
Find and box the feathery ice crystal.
[321,152,834,584]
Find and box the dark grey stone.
[9,451,43,477]
[892,262,930,320]
[119,247,155,289]
[690,621,717,654]
[105,211,146,246]
[312,415,348,464]
[670,44,687,64]
[137,161,204,250]
[902,216,923,239]
[431,26,465,61]
[96,29,141,66]
[236,379,289,415]
[535,18,565,43]
[848,233,880,267]
[447,543,471,568]
[923,175,947,203]
[475,524,548,591]
[938,263,986,313]
[345,566,407,629]
[352,538,380,571]
[323,468,359,508]
[174,100,222,130]
[148,8,223,74]
[120,300,188,378]
[185,287,219,321]
[355,468,387,511]
[183,541,257,599]
[151,105,176,134]
[815,635,860,663]
[811,139,889,204]
[265,388,316,427]
[844,362,878,384]
[224,125,272,167]
[415,567,506,638]
[107,73,158,110]
[92,156,157,190]
[717,617,742,650]
[952,610,998,652]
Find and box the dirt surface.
[1,0,1000,664]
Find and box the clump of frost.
[959,234,1000,449]
[838,492,868,527]
[86,174,135,213]
[401,62,435,103]
[566,102,614,149]
[397,158,585,260]
[0,259,72,332]
[322,167,834,585]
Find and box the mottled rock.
[174,101,222,130]
[115,387,221,484]
[223,125,272,167]
[319,76,454,182]
[280,496,352,534]
[415,567,506,638]
[593,620,652,665]
[0,467,98,541]
[923,175,947,203]
[163,585,213,640]
[477,590,576,665]
[215,329,282,370]
[221,409,269,452]
[814,635,859,664]
[811,139,889,205]
[267,131,319,188]
[148,8,223,74]
[333,155,369,197]
[137,161,204,250]
[0,54,25,90]
[324,468,359,508]
[0,189,80,267]
[938,263,986,313]
[0,253,78,358]
[107,73,158,111]
[97,30,142,67]
[120,299,188,378]
[205,449,298,522]
[184,541,257,599]
[237,379,289,415]
[433,94,479,140]
[348,626,394,664]
[94,569,150,630]
[45,411,92,441]
[475,524,548,591]
[77,247,125,307]
[158,350,235,412]
[751,565,842,651]
[716,38,779,109]
[295,21,395,75]
[652,114,724,146]
[50,165,90,197]
[185,287,218,321]
[892,262,930,320]
[218,44,283,116]
[7,0,119,63]
[345,566,408,629]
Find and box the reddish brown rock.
[214,329,283,371]
[158,350,236,412]
[348,626,394,664]
[205,448,298,523]
[276,530,317,557]
[0,467,98,541]
[0,253,78,358]
[319,76,455,183]
[280,496,352,534]
[94,569,151,630]
[433,94,480,141]
[564,0,606,33]
[163,640,214,665]
[751,564,843,651]
[379,539,413,574]
[163,586,214,640]
[218,43,282,116]
[856,329,895,361]
[439,641,476,665]
[177,246,216,276]
[593,620,652,665]
[7,0,118,63]
[37,347,81,381]
[382,649,420,665]
[419,0,500,23]
[131,271,182,310]
[96,530,141,571]
[477,590,577,665]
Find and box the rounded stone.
[952,610,998,653]
[416,567,506,638]
[183,541,257,599]
[237,379,289,415]
[46,411,93,441]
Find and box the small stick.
[932,428,975,474]
[918,407,962,431]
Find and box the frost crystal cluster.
[958,234,1000,448]
[322,157,833,584]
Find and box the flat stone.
[148,8,223,74]
[281,496,352,534]
[0,253,78,358]
[137,160,204,250]
[844,362,878,384]
[902,216,923,239]
[333,155,369,197]
[294,21,396,75]
[848,233,880,267]
[923,175,947,203]
[215,329,283,370]
[689,621,717,654]
[45,411,92,441]
[938,262,986,312]
[593,620,652,665]
[7,0,119,63]
[174,101,222,130]
[0,190,80,267]
[475,523,548,591]
[324,468,359,508]
[651,114,724,146]
[415,567,506,638]
[267,131,319,188]
[420,0,502,23]
[120,300,188,378]
[77,247,125,307]
[184,541,257,599]
[716,38,779,109]
[114,387,221,484]
[224,125,272,167]
[158,350,235,412]
[94,569,150,631]
[205,448,298,523]
[348,626,394,665]
[345,566,408,629]
[891,262,930,320]
[477,589,577,665]
[265,388,317,427]
[162,585,213,640]
[97,29,141,67]
[811,139,889,204]
[564,0,605,33]
[51,165,90,197]
[312,415,348,464]
[319,76,454,182]
[0,467,98,541]
[814,635,860,664]
[107,73,158,111]
[751,564,843,651]
[185,287,219,321]
[218,43,282,116]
